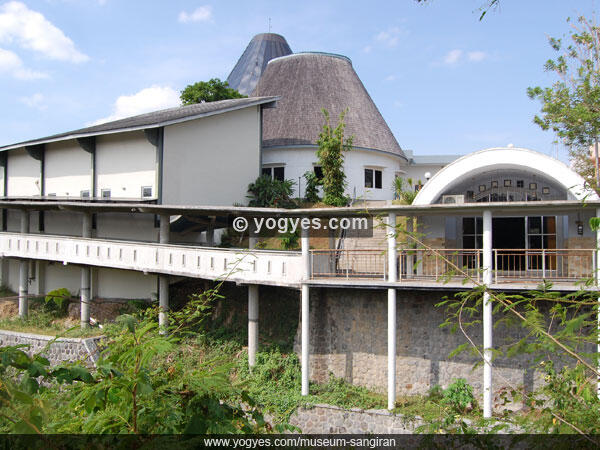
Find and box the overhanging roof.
[0,198,597,218]
[0,96,279,151]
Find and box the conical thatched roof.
[252,52,405,159]
[226,33,292,96]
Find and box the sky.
[0,0,598,162]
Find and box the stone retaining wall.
[289,404,422,434]
[0,329,102,366]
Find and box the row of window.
[46,186,153,199]
[262,165,387,190]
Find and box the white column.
[248,285,259,367]
[596,208,600,398]
[387,212,397,410]
[159,214,170,333]
[301,223,310,396]
[482,210,493,418]
[406,216,414,278]
[18,210,29,318]
[81,212,92,328]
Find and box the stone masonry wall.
[293,288,564,400]
[0,330,102,366]
[289,404,422,434]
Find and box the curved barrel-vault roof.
[413,147,599,205]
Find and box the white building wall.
[45,140,91,197]
[162,107,260,206]
[7,148,40,196]
[262,147,403,201]
[43,262,81,295]
[96,213,158,242]
[96,268,156,300]
[44,211,83,237]
[96,131,156,199]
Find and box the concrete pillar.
[406,216,414,278]
[387,212,397,410]
[18,210,29,318]
[81,212,92,328]
[301,224,310,396]
[206,216,215,246]
[482,210,493,418]
[248,284,259,367]
[159,214,170,333]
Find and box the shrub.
[247,175,295,208]
[303,171,320,203]
[44,288,71,316]
[443,378,475,413]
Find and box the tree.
[528,16,600,191]
[247,175,295,208]
[303,171,321,203]
[316,109,353,207]
[415,0,499,20]
[180,78,246,105]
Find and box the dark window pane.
[528,217,541,234]
[476,236,482,249]
[463,218,475,235]
[476,217,482,232]
[463,235,475,249]
[364,169,373,188]
[262,167,272,177]
[314,166,323,181]
[273,167,285,182]
[529,235,542,249]
[375,170,382,189]
[517,180,524,188]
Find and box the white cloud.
[444,49,463,65]
[0,1,88,63]
[20,92,46,110]
[385,74,397,81]
[467,50,487,62]
[362,45,372,54]
[178,6,213,23]
[375,26,405,48]
[92,86,181,125]
[0,47,47,79]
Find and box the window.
[516,180,524,188]
[529,182,537,190]
[47,193,56,197]
[491,181,498,188]
[80,190,90,198]
[313,166,323,181]
[261,166,285,181]
[141,186,152,198]
[364,168,382,189]
[479,184,486,192]
[504,179,512,187]
[273,167,285,182]
[101,189,111,199]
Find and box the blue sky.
[0,0,597,161]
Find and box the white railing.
[310,248,597,285]
[0,233,304,286]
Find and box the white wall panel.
[7,148,40,196]
[45,140,91,197]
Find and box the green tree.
[247,175,295,208]
[303,171,321,203]
[528,16,600,191]
[180,78,246,105]
[316,109,353,207]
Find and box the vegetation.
[303,170,321,203]
[528,16,600,191]
[247,175,296,208]
[393,176,420,204]
[180,78,246,105]
[316,108,353,207]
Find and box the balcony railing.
[310,248,597,285]
[0,233,304,287]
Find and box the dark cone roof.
[252,52,405,159]
[227,33,292,96]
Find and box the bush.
[443,378,475,413]
[247,175,296,208]
[303,171,320,203]
[44,288,71,316]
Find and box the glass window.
[516,180,524,188]
[80,190,90,198]
[273,167,285,182]
[101,189,111,199]
[314,166,323,181]
[364,169,373,188]
[375,170,382,189]
[141,186,152,198]
[261,167,272,177]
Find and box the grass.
[0,309,104,338]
